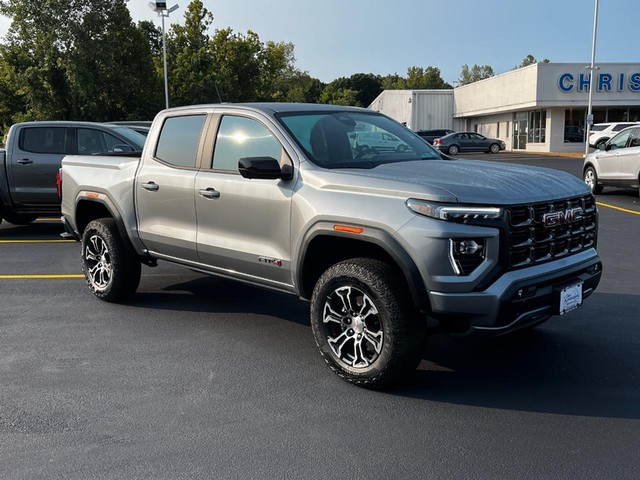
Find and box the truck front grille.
[505,195,597,269]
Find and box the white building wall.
[368,90,413,127]
[453,65,540,117]
[369,90,453,131]
[412,91,454,131]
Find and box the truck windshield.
[277,111,443,169]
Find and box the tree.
[320,73,382,107]
[165,0,218,106]
[514,54,550,69]
[0,0,161,124]
[458,64,495,85]
[380,67,451,90]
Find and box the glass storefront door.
[513,113,527,149]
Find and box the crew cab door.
[135,114,208,262]
[194,113,294,287]
[7,125,70,205]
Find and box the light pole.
[148,1,179,110]
[584,0,599,157]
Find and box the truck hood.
[328,159,591,205]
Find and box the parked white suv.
[583,125,640,196]
[588,122,640,149]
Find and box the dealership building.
[369,62,640,153]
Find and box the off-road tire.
[310,258,427,389]
[81,218,141,302]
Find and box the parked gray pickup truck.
[0,121,145,225]
[60,104,602,388]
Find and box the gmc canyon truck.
[60,104,602,388]
[0,121,144,226]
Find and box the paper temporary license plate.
[559,282,583,315]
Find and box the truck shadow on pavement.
[131,274,310,326]
[130,275,639,419]
[399,291,640,420]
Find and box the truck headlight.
[406,199,502,221]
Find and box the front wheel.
[447,145,459,155]
[81,218,141,302]
[583,166,603,194]
[310,258,426,389]
[489,143,501,154]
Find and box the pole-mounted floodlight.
[149,1,179,110]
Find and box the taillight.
[56,169,62,198]
[434,139,442,145]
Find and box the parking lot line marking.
[0,239,75,243]
[596,202,640,215]
[0,274,84,279]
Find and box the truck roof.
[162,102,370,115]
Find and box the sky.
[0,0,638,85]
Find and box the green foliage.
[381,66,452,90]
[514,54,550,70]
[458,64,495,86]
[0,0,160,127]
[320,73,382,107]
[165,0,218,106]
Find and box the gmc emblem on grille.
[542,207,583,228]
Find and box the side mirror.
[238,156,292,180]
[112,144,135,153]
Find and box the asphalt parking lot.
[1,154,639,479]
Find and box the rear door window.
[20,127,66,154]
[155,115,207,168]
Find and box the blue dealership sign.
[559,72,640,92]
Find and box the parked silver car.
[433,132,506,155]
[583,125,640,196]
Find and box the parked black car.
[416,129,454,144]
[433,132,506,155]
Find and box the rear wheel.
[81,218,141,302]
[310,258,427,389]
[583,166,603,194]
[447,145,459,155]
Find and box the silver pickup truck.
[60,103,602,388]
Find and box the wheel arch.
[296,224,429,313]
[583,161,598,176]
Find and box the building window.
[528,110,546,143]
[564,108,586,143]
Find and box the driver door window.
[77,128,124,154]
[212,116,283,172]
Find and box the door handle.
[198,188,220,199]
[17,158,33,165]
[141,182,160,191]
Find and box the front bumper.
[428,249,602,336]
